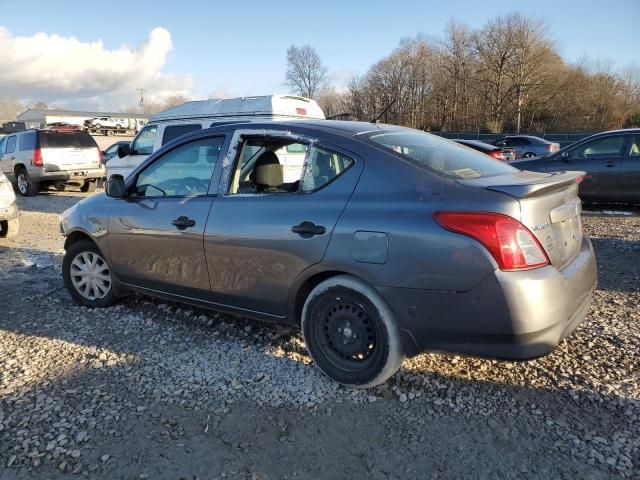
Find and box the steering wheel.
[176,176,207,195]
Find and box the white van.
[106,95,325,179]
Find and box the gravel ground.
[0,191,638,479]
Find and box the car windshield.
[39,131,98,149]
[369,130,516,179]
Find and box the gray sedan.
[493,135,560,159]
[60,121,596,387]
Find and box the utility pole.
[137,88,147,113]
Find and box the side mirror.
[105,176,126,198]
[117,143,131,158]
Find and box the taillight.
[33,148,43,167]
[489,150,506,161]
[433,212,549,271]
[546,143,560,152]
[296,107,307,115]
[98,148,104,164]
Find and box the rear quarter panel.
[320,145,519,292]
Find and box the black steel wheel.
[302,275,404,387]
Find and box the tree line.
[287,14,640,134]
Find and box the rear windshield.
[39,131,98,149]
[369,130,516,179]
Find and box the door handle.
[292,221,326,236]
[171,216,196,230]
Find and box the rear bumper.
[33,167,105,183]
[380,236,597,359]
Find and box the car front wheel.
[63,240,119,308]
[80,180,97,193]
[15,168,39,196]
[301,275,404,388]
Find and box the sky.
[0,0,638,111]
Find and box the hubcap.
[17,174,28,194]
[321,300,377,366]
[70,251,111,300]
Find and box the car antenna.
[370,99,396,123]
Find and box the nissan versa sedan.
[60,121,597,387]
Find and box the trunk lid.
[38,131,101,170]
[458,170,585,269]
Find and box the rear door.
[39,131,101,171]
[108,134,227,298]
[204,133,363,316]
[618,134,640,202]
[559,134,627,202]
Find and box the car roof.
[455,139,497,148]
[202,119,404,138]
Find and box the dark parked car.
[60,121,596,387]
[455,139,515,161]
[512,129,640,203]
[493,135,560,159]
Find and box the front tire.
[0,219,19,239]
[80,180,97,193]
[15,168,39,196]
[301,275,404,388]
[63,240,119,308]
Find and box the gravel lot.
[0,190,638,479]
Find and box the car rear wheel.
[63,240,119,308]
[15,168,39,196]
[0,219,19,239]
[522,152,536,158]
[80,180,97,193]
[301,275,404,388]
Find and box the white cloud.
[0,27,193,110]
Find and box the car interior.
[230,138,351,195]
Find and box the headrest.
[253,151,283,186]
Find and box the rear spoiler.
[458,170,585,199]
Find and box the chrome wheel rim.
[17,173,28,194]
[70,251,111,300]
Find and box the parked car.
[61,121,596,387]
[511,129,640,203]
[0,129,104,196]
[85,117,128,129]
[492,135,560,159]
[0,170,19,239]
[102,141,130,163]
[454,139,516,161]
[106,95,325,180]
[45,122,83,131]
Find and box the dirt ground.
[0,190,638,479]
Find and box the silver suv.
[0,129,105,196]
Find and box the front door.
[561,134,628,202]
[618,134,640,203]
[204,135,362,317]
[108,134,226,298]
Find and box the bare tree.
[0,97,24,123]
[285,45,328,99]
[163,95,190,109]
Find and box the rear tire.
[63,239,119,308]
[15,167,39,196]
[301,275,404,388]
[80,180,97,193]
[522,152,536,158]
[0,219,19,239]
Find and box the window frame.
[567,134,629,160]
[5,136,17,154]
[131,124,158,156]
[161,123,202,146]
[129,134,227,200]
[224,134,356,197]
